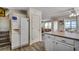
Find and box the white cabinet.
[53,40,74,51]
[55,36,75,46]
[43,34,74,51]
[28,8,42,44]
[43,34,55,51]
[53,36,74,51]
[75,41,79,51]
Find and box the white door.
[21,18,29,46]
[29,8,42,44]
[54,41,74,51]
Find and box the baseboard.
[11,44,29,50]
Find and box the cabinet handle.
[61,40,65,43]
[53,41,55,43]
[74,48,76,51]
[56,42,58,44]
[48,36,50,38]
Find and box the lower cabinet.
[43,34,74,51]
[43,34,54,51]
[53,40,74,51]
[75,41,79,51]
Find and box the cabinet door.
[54,41,74,51]
[55,36,74,46]
[28,8,42,44]
[75,41,79,51]
[44,34,54,51]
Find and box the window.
[71,20,76,28]
[44,22,52,29]
[64,20,71,29]
[64,20,76,31]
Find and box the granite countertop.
[43,31,79,41]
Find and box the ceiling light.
[69,13,79,17]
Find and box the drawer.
[54,40,74,51]
[44,34,52,38]
[55,36,74,46]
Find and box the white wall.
[0,17,10,31]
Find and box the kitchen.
[0,7,79,51]
[41,7,79,51]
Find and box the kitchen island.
[43,31,79,51]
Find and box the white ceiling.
[7,7,74,19]
[34,7,73,19]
